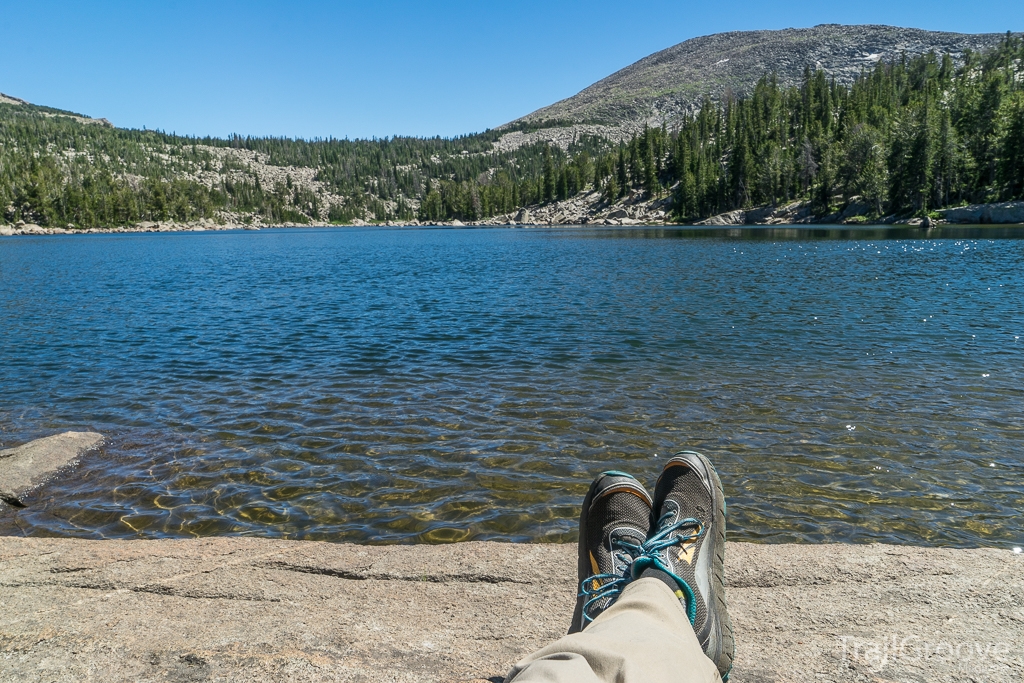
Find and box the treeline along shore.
[1,35,1023,234]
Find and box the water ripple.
[1,226,1022,547]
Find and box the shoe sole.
[569,471,653,634]
[665,451,734,681]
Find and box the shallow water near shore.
[1,225,1022,547]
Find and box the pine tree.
[542,150,556,204]
[997,92,1024,199]
[643,135,658,198]
[605,176,619,203]
[628,139,641,187]
[616,149,628,197]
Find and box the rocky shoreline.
[1,433,1022,682]
[0,536,1019,683]
[3,199,1023,236]
[0,432,104,510]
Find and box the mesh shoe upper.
[639,452,735,681]
[569,471,652,633]
[650,469,713,628]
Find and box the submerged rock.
[0,432,104,509]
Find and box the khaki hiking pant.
[505,577,723,683]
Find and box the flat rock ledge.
[0,537,1020,683]
[0,432,103,509]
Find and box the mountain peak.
[504,24,1017,135]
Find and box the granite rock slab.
[0,432,103,509]
[0,537,1020,682]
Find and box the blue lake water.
[0,225,1022,547]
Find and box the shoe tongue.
[630,554,656,580]
[600,524,645,573]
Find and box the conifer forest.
[1,36,1022,229]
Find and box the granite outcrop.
[0,537,1020,682]
[0,432,103,510]
[0,433,1020,682]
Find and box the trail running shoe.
[568,470,653,634]
[632,451,735,681]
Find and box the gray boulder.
[983,201,1024,223]
[939,201,1024,224]
[838,196,872,222]
[744,205,777,224]
[939,205,985,223]
[695,209,746,226]
[1,432,104,509]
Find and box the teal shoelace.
[578,534,645,625]
[579,513,705,626]
[630,512,704,625]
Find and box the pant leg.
[505,577,722,683]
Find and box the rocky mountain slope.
[2,25,1022,233]
[0,91,113,127]
[498,25,1017,150]
[0,94,534,229]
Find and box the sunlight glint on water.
[0,225,1021,547]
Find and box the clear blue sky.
[1,1,1019,140]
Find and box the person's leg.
[505,453,734,683]
[506,576,722,683]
